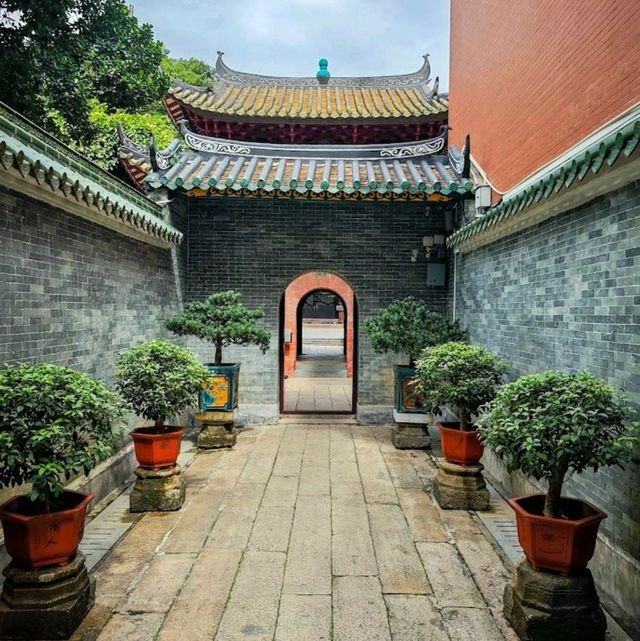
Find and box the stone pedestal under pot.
[0,553,95,640]
[391,422,431,449]
[432,461,490,510]
[195,411,237,449]
[504,558,606,641]
[129,464,185,512]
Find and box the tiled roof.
[0,103,182,247]
[165,52,448,123]
[448,118,640,249]
[121,123,472,200]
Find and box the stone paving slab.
[386,594,451,641]
[332,493,377,576]
[333,576,391,641]
[214,550,286,641]
[275,594,331,641]
[157,547,242,641]
[283,494,332,595]
[54,416,634,641]
[368,503,431,594]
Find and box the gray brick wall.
[185,197,450,412]
[453,180,640,562]
[0,185,185,384]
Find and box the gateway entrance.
[280,272,356,413]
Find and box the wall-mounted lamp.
[423,234,446,260]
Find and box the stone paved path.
[72,418,521,641]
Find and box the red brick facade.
[449,0,640,194]
[283,272,354,378]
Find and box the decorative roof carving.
[122,122,472,200]
[380,137,445,158]
[214,51,431,89]
[178,121,448,160]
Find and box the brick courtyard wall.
[449,0,640,194]
[283,272,354,378]
[0,185,186,381]
[186,197,449,421]
[453,180,640,628]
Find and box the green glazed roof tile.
[0,102,182,246]
[448,116,640,249]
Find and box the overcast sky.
[130,0,451,89]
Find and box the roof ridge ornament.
[317,58,330,85]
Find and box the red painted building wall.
[449,0,640,194]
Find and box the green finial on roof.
[316,58,330,85]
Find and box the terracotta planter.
[437,421,484,466]
[0,490,94,569]
[131,426,184,469]
[509,494,606,575]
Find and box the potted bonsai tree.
[478,371,639,575]
[115,340,209,469]
[0,363,122,569]
[364,297,466,422]
[415,341,506,465]
[165,290,271,414]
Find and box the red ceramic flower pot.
[509,494,606,575]
[437,422,484,465]
[131,427,184,469]
[0,490,94,569]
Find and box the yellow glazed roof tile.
[167,53,447,121]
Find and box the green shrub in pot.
[0,362,123,568]
[165,291,271,412]
[364,298,467,418]
[415,342,507,465]
[415,341,507,429]
[115,340,209,431]
[478,371,639,518]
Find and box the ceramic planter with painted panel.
[200,363,240,412]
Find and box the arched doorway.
[280,272,357,413]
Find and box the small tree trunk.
[215,341,223,366]
[155,417,164,431]
[544,465,567,518]
[458,402,467,430]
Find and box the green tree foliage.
[161,56,212,86]
[166,291,272,366]
[0,363,123,509]
[116,340,209,430]
[415,342,507,429]
[364,297,467,366]
[0,0,167,142]
[478,371,639,518]
[78,100,176,171]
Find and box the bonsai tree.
[364,297,467,366]
[115,340,209,431]
[165,290,271,365]
[0,363,122,510]
[415,341,507,429]
[478,371,639,518]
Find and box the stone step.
[278,415,357,424]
